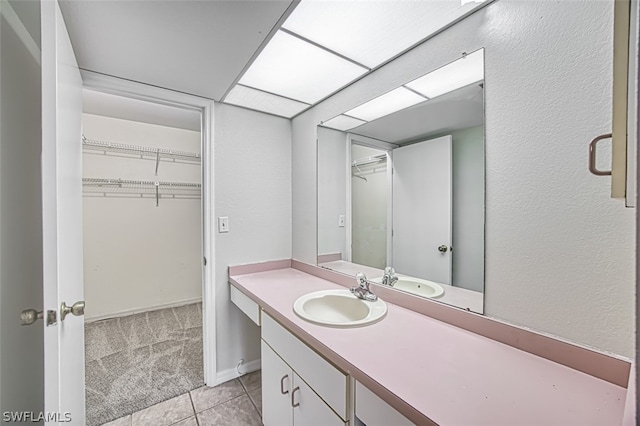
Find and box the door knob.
[20,308,57,326]
[60,301,85,321]
[438,245,448,253]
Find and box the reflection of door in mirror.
[392,136,452,284]
[351,144,389,269]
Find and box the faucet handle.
[355,272,368,289]
[384,266,395,275]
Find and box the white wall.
[317,127,347,258]
[82,114,202,319]
[0,1,44,414]
[351,144,387,269]
[292,0,635,357]
[448,126,485,292]
[214,103,291,375]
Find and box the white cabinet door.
[355,381,414,426]
[292,373,347,426]
[262,340,293,426]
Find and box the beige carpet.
[84,302,204,426]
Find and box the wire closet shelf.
[351,153,387,168]
[82,178,201,206]
[82,136,201,175]
[352,153,387,182]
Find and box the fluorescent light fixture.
[321,115,367,132]
[461,0,487,5]
[282,1,487,68]
[239,31,368,104]
[344,87,427,122]
[406,49,484,99]
[224,85,310,118]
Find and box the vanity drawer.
[262,312,348,420]
[230,284,260,325]
[355,381,414,426]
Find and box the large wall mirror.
[317,49,485,313]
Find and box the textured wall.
[291,0,635,357]
[82,114,202,319]
[214,103,292,374]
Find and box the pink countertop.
[230,267,626,426]
[319,260,484,314]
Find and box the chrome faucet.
[381,267,398,287]
[350,273,378,302]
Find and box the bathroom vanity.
[229,260,631,426]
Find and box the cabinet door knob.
[291,386,300,408]
[280,374,289,395]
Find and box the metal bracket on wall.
[588,133,613,176]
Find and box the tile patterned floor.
[101,371,262,426]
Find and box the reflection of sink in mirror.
[319,260,483,313]
[293,289,387,328]
[317,49,485,313]
[372,276,444,299]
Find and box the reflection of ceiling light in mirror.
[282,1,482,68]
[225,85,310,118]
[345,87,427,122]
[406,49,484,99]
[238,31,368,104]
[321,115,367,132]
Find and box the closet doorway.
[80,89,207,425]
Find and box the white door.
[41,0,85,422]
[392,135,452,284]
[261,340,293,426]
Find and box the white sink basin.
[372,276,445,299]
[293,289,387,327]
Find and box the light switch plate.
[218,216,229,233]
[338,215,345,227]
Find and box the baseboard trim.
[85,297,203,323]
[214,359,261,386]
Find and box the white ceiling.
[226,0,491,118]
[83,89,201,132]
[59,0,294,100]
[350,83,484,144]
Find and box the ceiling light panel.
[225,85,310,118]
[406,49,484,99]
[321,115,367,132]
[345,87,427,122]
[239,31,368,104]
[282,0,481,68]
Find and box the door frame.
[81,70,217,385]
[346,133,397,267]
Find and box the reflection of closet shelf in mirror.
[82,137,201,175]
[82,178,201,206]
[352,154,387,181]
[352,154,387,168]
